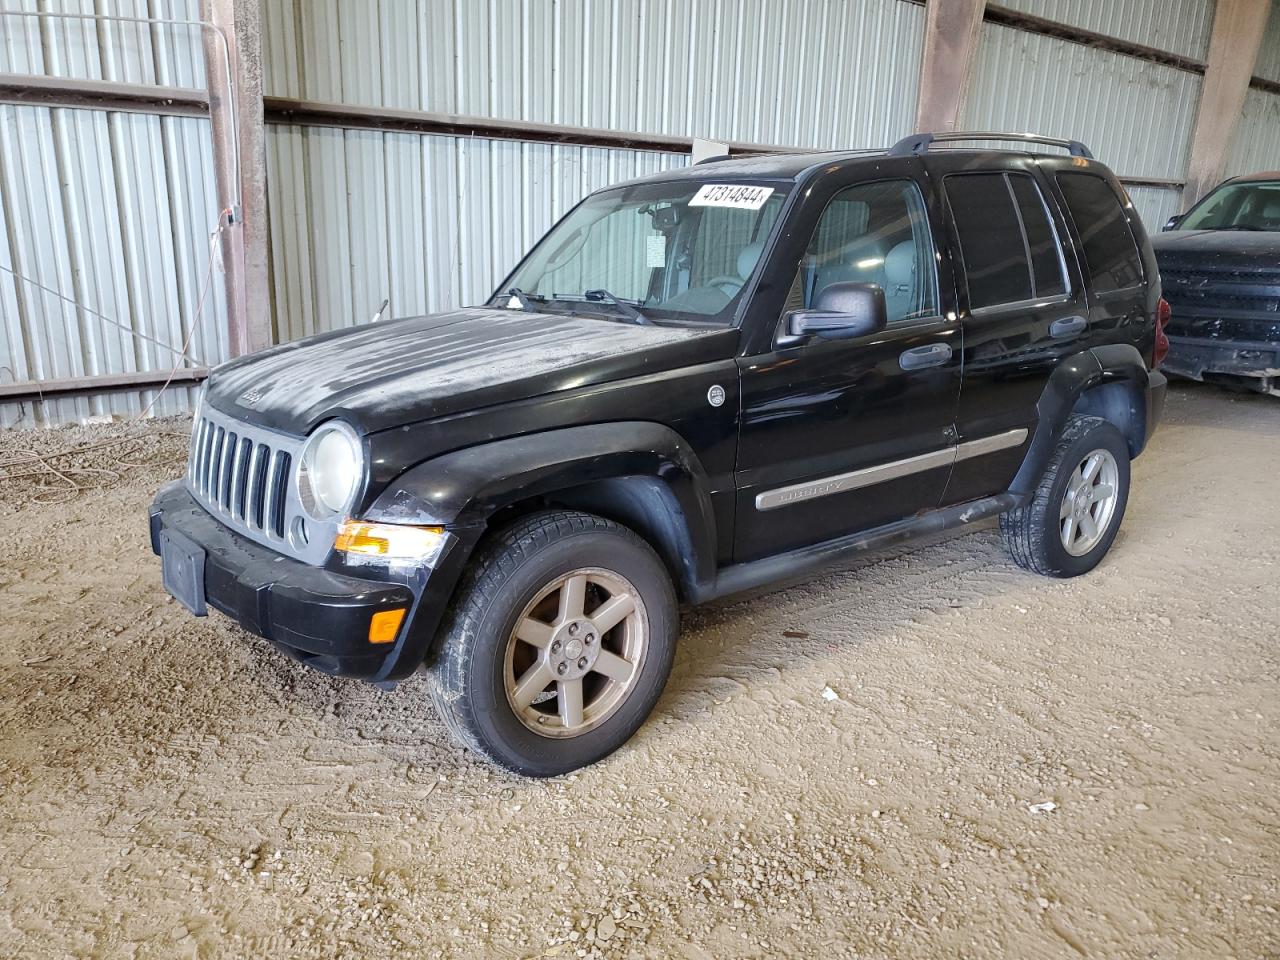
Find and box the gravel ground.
[0,382,1276,959]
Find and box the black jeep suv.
[1154,171,1280,397]
[151,131,1167,776]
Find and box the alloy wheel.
[1059,448,1120,556]
[503,567,648,738]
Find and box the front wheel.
[428,510,677,777]
[1000,415,1131,577]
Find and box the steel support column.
[1182,0,1272,208]
[200,0,271,356]
[915,0,987,133]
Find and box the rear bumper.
[148,481,472,682]
[1163,334,1280,382]
[1146,367,1167,442]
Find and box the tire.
[427,510,678,777]
[1000,415,1131,578]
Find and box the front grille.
[189,417,293,539]
[1161,268,1280,312]
[184,400,315,556]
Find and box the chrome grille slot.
[246,443,268,530]
[231,436,252,519]
[184,405,313,559]
[269,452,292,538]
[219,431,237,510]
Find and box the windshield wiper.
[1216,224,1265,231]
[504,287,548,311]
[583,289,653,325]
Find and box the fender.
[363,421,720,592]
[1009,344,1153,501]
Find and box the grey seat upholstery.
[811,239,884,304]
[1256,195,1280,228]
[882,240,918,321]
[737,241,764,280]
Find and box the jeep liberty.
[151,131,1168,776]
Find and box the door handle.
[1049,315,1088,338]
[899,342,953,370]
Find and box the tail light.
[1154,297,1171,367]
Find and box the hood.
[205,308,735,435]
[1151,229,1280,272]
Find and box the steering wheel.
[708,275,744,296]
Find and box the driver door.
[733,172,963,562]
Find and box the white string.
[0,260,207,366]
[136,220,227,419]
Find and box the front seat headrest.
[737,241,765,280]
[884,241,916,290]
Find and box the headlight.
[296,421,363,519]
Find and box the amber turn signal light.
[335,521,448,563]
[368,608,406,644]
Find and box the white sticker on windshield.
[689,183,775,210]
[646,234,666,268]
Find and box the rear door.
[925,156,1090,504]
[1051,168,1151,352]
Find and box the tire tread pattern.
[427,510,651,771]
[1000,415,1109,578]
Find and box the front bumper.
[148,482,471,682]
[1163,334,1280,384]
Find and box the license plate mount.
[160,528,207,616]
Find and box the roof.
[1230,170,1280,183]
[611,149,887,188]
[610,144,1099,192]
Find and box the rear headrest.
[1260,195,1280,218]
[884,241,915,288]
[737,241,765,280]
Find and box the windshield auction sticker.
[689,183,775,210]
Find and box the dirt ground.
[0,382,1276,960]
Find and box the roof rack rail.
[889,131,1094,159]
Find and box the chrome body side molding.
[755,428,1028,511]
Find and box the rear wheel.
[1000,415,1131,577]
[428,510,677,777]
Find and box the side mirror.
[1162,215,1182,231]
[787,282,887,340]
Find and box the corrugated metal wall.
[0,0,226,427]
[1253,0,1280,84]
[259,0,926,341]
[1226,87,1280,178]
[261,0,925,150]
[3,0,1273,427]
[993,0,1215,60]
[1229,1,1280,181]
[962,20,1203,228]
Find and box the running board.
[691,493,1018,604]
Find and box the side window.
[945,172,1068,309]
[1008,175,1068,298]
[802,179,938,323]
[1056,173,1144,294]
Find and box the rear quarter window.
[1056,173,1144,294]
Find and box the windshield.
[497,179,791,324]
[1179,181,1280,231]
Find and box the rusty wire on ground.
[0,430,189,506]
